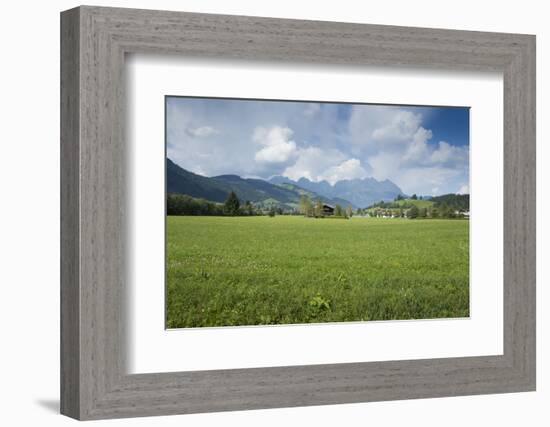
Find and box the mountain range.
[167,158,404,209]
[268,175,403,208]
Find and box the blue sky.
[166,97,469,196]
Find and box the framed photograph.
[61,6,536,420]
[164,97,471,329]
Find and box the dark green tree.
[439,203,450,218]
[224,191,240,215]
[407,205,419,219]
[244,200,254,216]
[411,194,418,200]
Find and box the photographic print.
[166,97,470,328]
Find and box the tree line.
[167,191,259,216]
[167,191,468,219]
[168,191,300,217]
[430,194,469,211]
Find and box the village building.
[322,204,335,216]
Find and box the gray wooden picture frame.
[60,5,536,421]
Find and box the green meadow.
[166,216,469,328]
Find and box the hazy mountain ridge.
[166,159,353,209]
[269,175,403,208]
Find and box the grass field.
[166,216,469,328]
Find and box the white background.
[0,1,547,426]
[128,57,503,373]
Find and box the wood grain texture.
[60,5,536,420]
[60,7,80,419]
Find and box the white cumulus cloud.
[346,105,469,194]
[319,159,368,185]
[186,126,219,137]
[371,110,423,143]
[253,126,298,165]
[401,127,433,164]
[283,147,344,181]
[349,106,423,152]
[429,141,469,167]
[283,148,367,185]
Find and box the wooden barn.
[322,204,335,216]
